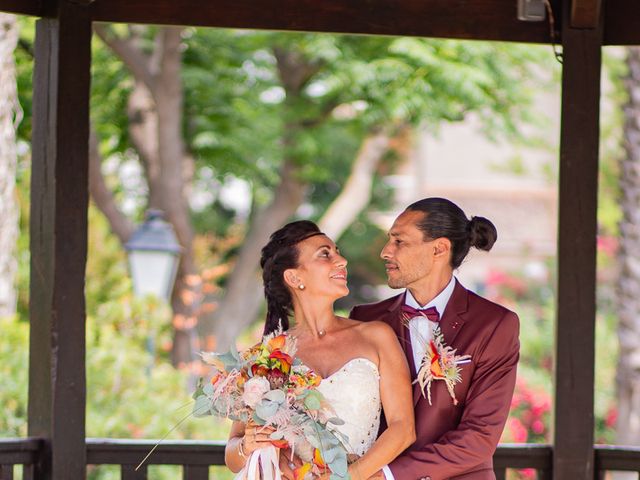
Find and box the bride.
[225,220,416,479]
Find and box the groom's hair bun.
[260,220,323,336]
[406,197,497,269]
[468,216,497,252]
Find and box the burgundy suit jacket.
[350,280,519,480]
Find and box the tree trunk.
[0,13,20,318]
[211,126,395,349]
[318,129,391,239]
[211,159,306,350]
[95,25,199,367]
[210,46,322,349]
[616,47,640,464]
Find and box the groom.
[350,197,519,480]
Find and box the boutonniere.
[413,325,471,406]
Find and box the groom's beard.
[387,276,406,289]
[386,270,414,289]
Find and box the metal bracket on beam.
[571,0,602,28]
[518,0,546,21]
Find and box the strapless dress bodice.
[316,357,381,456]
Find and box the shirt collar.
[404,276,456,317]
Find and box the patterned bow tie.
[401,305,440,323]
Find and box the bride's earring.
[298,284,305,290]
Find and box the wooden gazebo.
[0,0,639,479]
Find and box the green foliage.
[1,206,232,479]
[0,316,28,437]
[84,209,230,441]
[598,49,628,237]
[13,21,553,232]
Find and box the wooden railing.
[0,438,40,480]
[2,438,640,480]
[87,438,225,480]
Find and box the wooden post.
[553,0,603,478]
[27,2,91,479]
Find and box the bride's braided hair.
[260,220,323,336]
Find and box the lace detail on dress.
[316,358,381,456]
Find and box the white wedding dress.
[316,357,382,455]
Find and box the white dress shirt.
[405,277,456,374]
[382,276,456,480]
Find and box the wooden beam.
[553,0,602,478]
[603,0,640,45]
[7,0,640,46]
[89,0,552,44]
[0,0,42,16]
[27,2,92,479]
[571,0,602,28]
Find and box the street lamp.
[125,210,182,302]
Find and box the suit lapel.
[437,279,469,347]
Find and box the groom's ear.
[433,238,451,259]
[283,269,299,289]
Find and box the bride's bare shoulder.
[349,318,397,342]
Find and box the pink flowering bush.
[485,262,618,479]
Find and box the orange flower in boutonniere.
[415,326,471,406]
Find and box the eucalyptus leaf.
[202,382,214,395]
[329,456,348,476]
[305,432,322,450]
[192,378,204,399]
[304,392,321,410]
[327,417,345,426]
[321,446,341,463]
[217,350,242,371]
[265,389,286,403]
[255,400,279,420]
[252,411,266,426]
[330,474,351,480]
[192,395,212,417]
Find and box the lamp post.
[126,210,181,371]
[125,209,181,302]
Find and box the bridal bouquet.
[193,328,350,480]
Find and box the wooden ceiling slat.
[89,0,553,44]
[0,0,42,16]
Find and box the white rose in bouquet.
[242,376,271,409]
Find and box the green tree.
[15,25,548,360]
[206,34,547,349]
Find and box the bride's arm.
[224,422,248,473]
[349,322,416,480]
[225,421,247,472]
